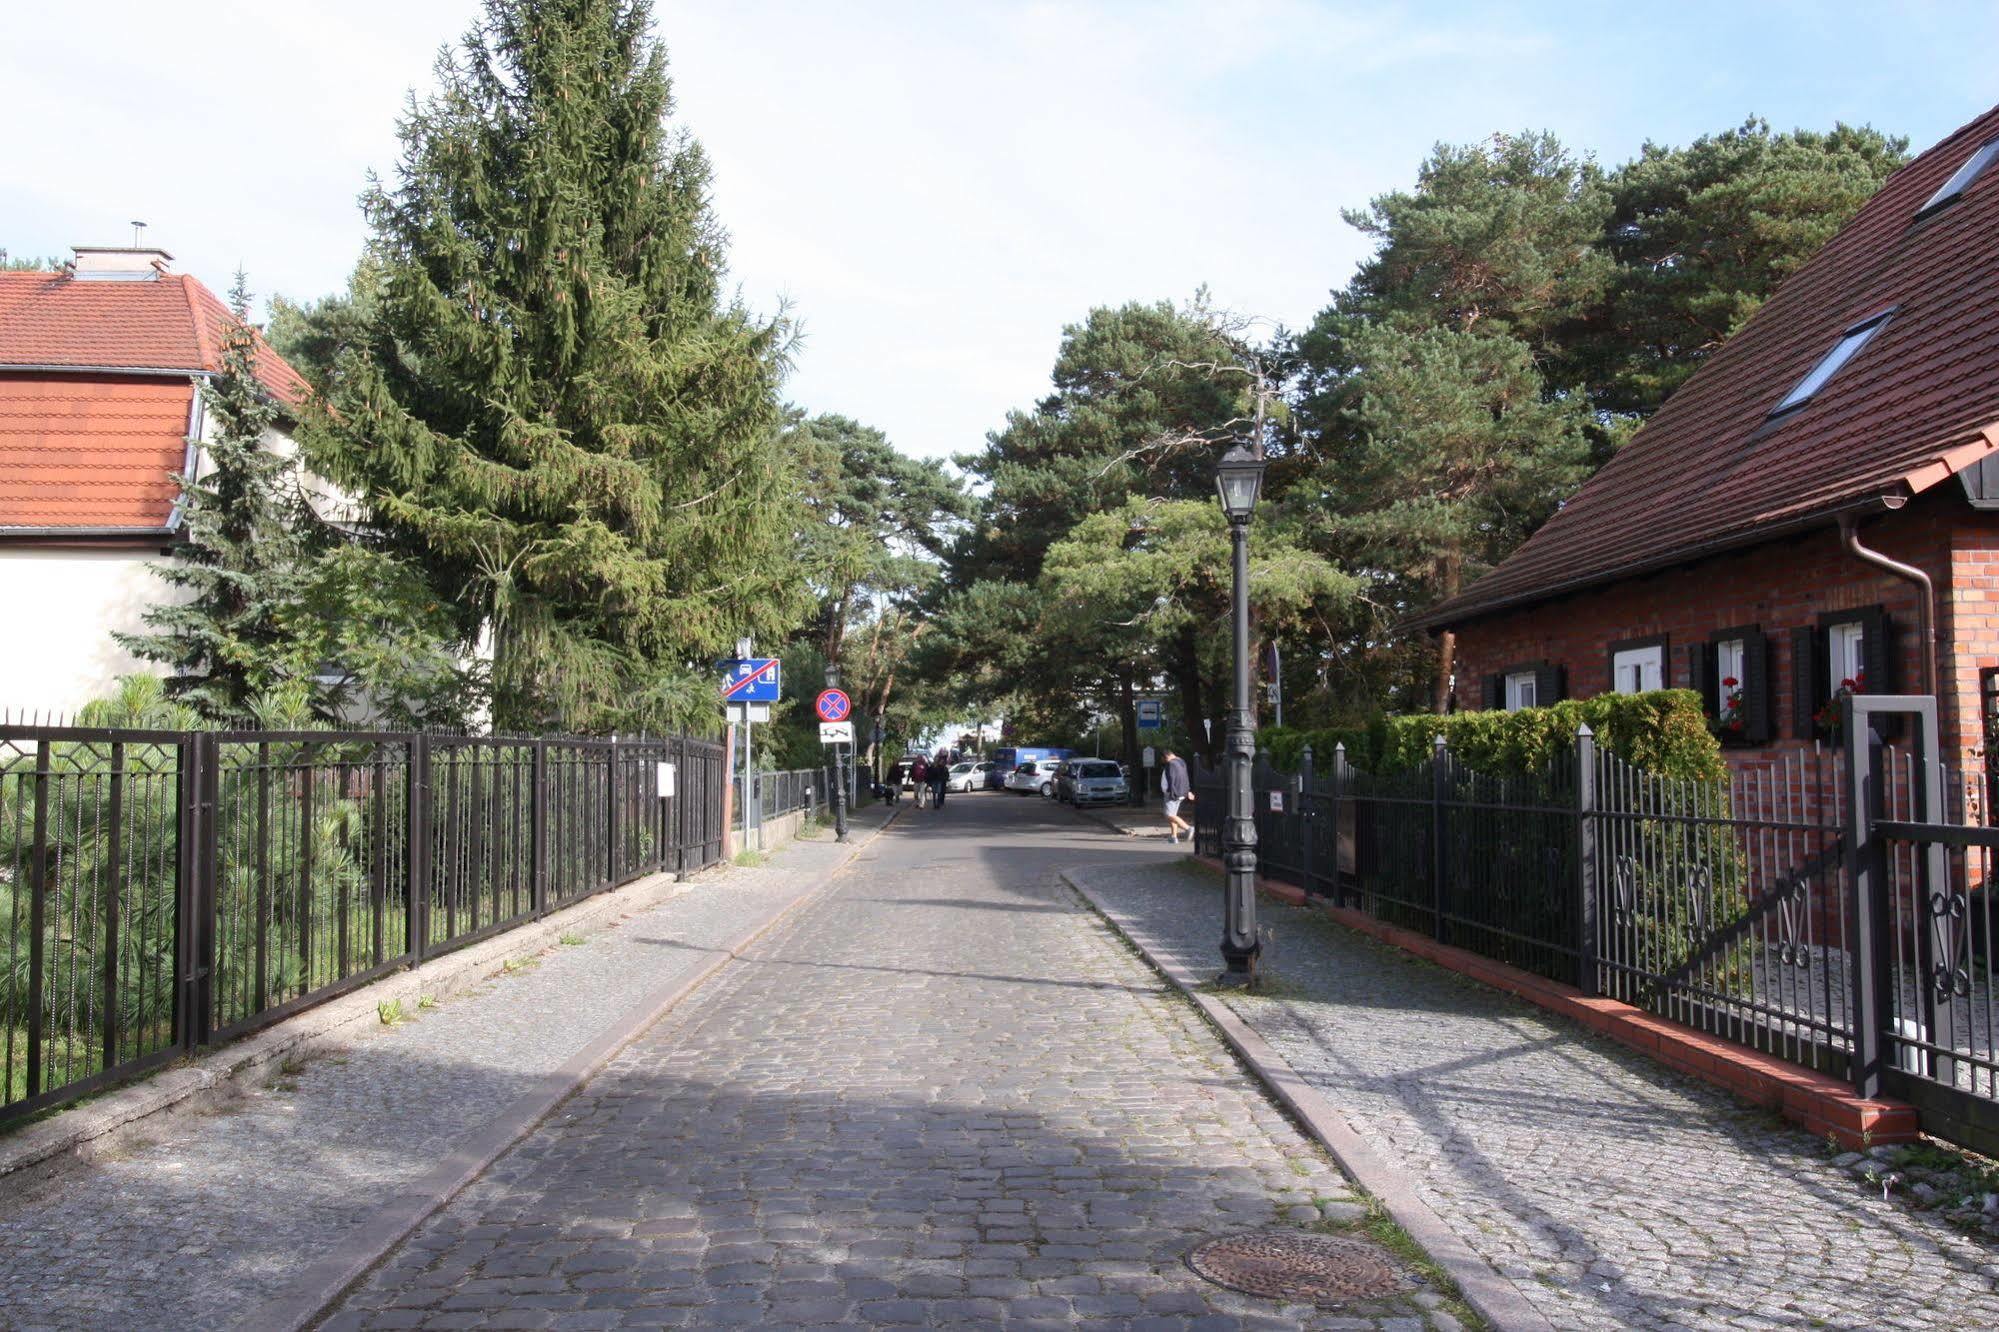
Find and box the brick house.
[0,245,311,715]
[1415,104,1999,791]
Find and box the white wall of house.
[0,547,177,717]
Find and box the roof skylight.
[1769,312,1892,416]
[1919,135,1999,217]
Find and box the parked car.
[1057,758,1128,806]
[946,760,993,793]
[1003,760,1051,795]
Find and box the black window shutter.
[1482,673,1503,710]
[1741,628,1772,744]
[1687,642,1714,716]
[1791,626,1820,738]
[1857,605,1892,694]
[1534,661,1565,704]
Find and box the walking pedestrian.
[1161,748,1194,845]
[911,755,929,809]
[929,749,950,810]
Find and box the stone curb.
[1063,864,1556,1332]
[248,804,902,1332]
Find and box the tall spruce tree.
[306,0,803,733]
[121,273,309,721]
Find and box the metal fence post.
[25,739,50,1094]
[607,741,621,884]
[102,741,125,1069]
[1299,746,1317,896]
[177,732,218,1051]
[673,737,688,880]
[1430,734,1450,943]
[1575,724,1600,997]
[299,741,316,996]
[1843,696,1889,1099]
[408,734,431,962]
[1331,743,1348,906]
[530,740,550,917]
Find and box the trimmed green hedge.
[1259,689,1725,782]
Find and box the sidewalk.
[0,807,891,1332]
[1074,857,1999,1332]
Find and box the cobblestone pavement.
[324,793,1460,1330]
[0,811,887,1332]
[1081,859,1999,1332]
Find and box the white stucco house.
[0,244,313,718]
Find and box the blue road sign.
[815,688,852,723]
[1136,698,1165,729]
[721,658,781,703]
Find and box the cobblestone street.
[322,794,1452,1330]
[1079,858,1999,1332]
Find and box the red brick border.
[1216,859,1920,1149]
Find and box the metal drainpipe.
[1838,510,1936,697]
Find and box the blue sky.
[3,1,1991,459]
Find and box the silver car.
[1003,761,1050,795]
[1058,758,1128,806]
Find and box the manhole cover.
[1187,1230,1405,1304]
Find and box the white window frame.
[1611,644,1664,695]
[1714,637,1745,700]
[1828,620,1866,691]
[1503,670,1537,711]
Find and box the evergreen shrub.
[1258,689,1723,781]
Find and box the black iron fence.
[1,725,726,1124]
[1193,699,1999,1154]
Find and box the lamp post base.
[1214,946,1260,988]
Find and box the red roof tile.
[0,270,309,408]
[1422,103,1999,628]
[0,375,193,530]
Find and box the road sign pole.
[824,666,849,843]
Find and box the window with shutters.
[1608,636,1668,695]
[1701,625,1771,744]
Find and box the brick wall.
[1451,489,1993,775]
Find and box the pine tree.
[121,273,308,722]
[305,0,804,733]
[1560,118,1908,417]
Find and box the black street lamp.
[1215,443,1265,984]
[825,661,849,843]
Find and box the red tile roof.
[1420,103,1999,629]
[0,375,194,530]
[0,269,309,408]
[0,267,312,532]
